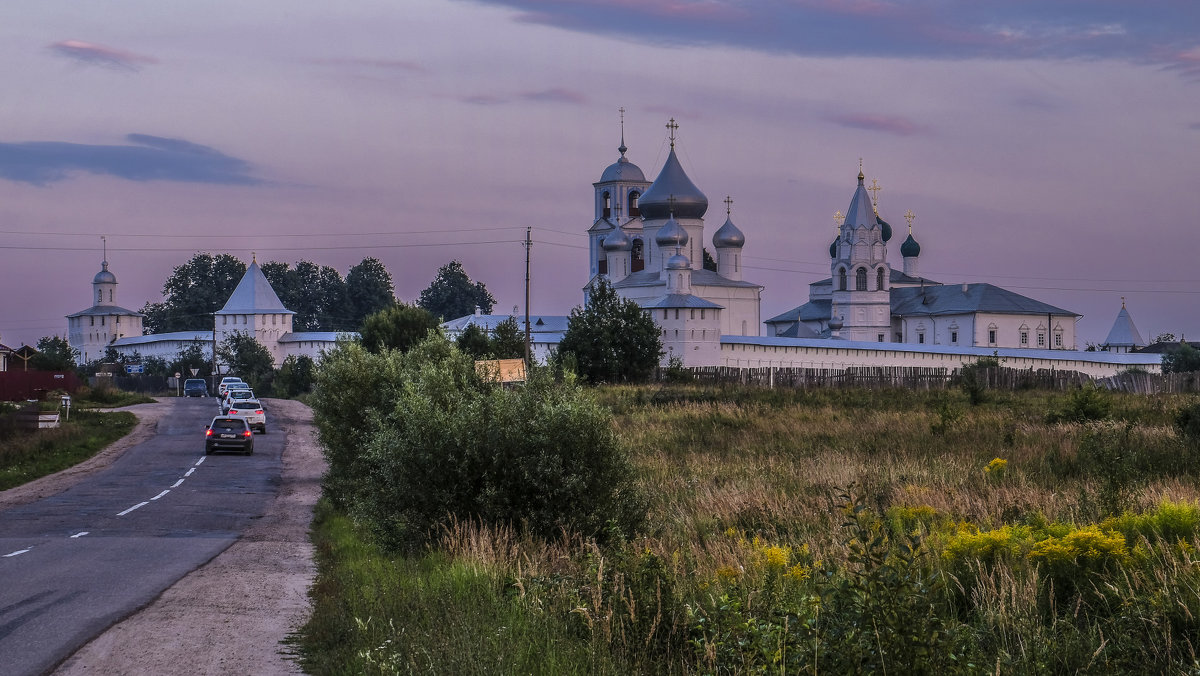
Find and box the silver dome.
[655,215,689,247]
[666,253,690,270]
[93,262,117,285]
[599,157,646,183]
[602,225,633,251]
[712,216,745,248]
[639,148,708,220]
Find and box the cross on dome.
[666,118,679,149]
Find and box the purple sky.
[1,0,1198,349]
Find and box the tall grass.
[0,410,137,490]
[298,385,1200,673]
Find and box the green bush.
[312,334,645,552]
[1176,400,1200,446]
[1046,383,1112,424]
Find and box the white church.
[445,119,1161,377]
[67,257,349,368]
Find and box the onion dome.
[600,156,646,183]
[901,232,921,257]
[655,214,689,248]
[829,239,838,259]
[713,216,745,248]
[638,148,708,220]
[602,225,633,251]
[666,252,690,270]
[877,215,893,242]
[829,314,843,331]
[93,261,117,284]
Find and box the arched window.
[876,267,885,291]
[631,239,644,272]
[601,191,611,218]
[108,290,113,303]
[838,268,847,291]
[97,290,102,303]
[856,267,868,291]
[628,191,641,218]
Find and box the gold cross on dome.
[868,179,881,215]
[904,209,915,232]
[834,210,845,228]
[666,118,679,149]
[724,195,733,216]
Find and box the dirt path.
[39,398,323,676]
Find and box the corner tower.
[66,240,145,364]
[588,109,651,282]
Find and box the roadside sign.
[190,368,199,376]
[126,364,145,374]
[174,372,182,378]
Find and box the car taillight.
[229,409,238,414]
[244,429,252,437]
[255,410,263,414]
[206,429,212,437]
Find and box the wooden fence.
[659,365,1200,395]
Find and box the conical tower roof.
[842,170,876,230]
[1103,302,1145,348]
[216,261,294,315]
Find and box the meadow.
[297,383,1200,674]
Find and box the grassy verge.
[297,384,1200,673]
[0,409,138,491]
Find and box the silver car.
[226,400,266,434]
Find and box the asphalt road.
[0,397,284,676]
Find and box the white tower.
[831,166,892,342]
[66,240,145,364]
[588,108,651,283]
[712,196,745,282]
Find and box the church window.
[742,320,747,334]
[628,191,640,218]
[951,331,958,344]
[838,268,847,291]
[700,309,705,319]
[918,332,925,344]
[1037,332,1045,347]
[691,330,695,339]
[97,290,102,303]
[690,309,695,319]
[598,254,607,275]
[273,315,277,325]
[108,290,113,303]
[988,329,997,344]
[663,310,668,320]
[223,316,228,326]
[877,333,884,342]
[601,191,611,218]
[1054,332,1063,347]
[674,309,679,320]
[856,268,867,291]
[631,239,644,272]
[100,316,105,326]
[90,317,94,326]
[1020,331,1028,346]
[674,329,679,338]
[876,268,885,291]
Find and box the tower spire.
[858,157,864,183]
[666,118,678,150]
[618,106,627,157]
[101,235,108,268]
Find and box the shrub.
[1176,401,1200,446]
[1046,383,1112,424]
[312,334,645,552]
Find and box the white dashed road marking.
[71,532,88,539]
[3,549,31,558]
[171,479,184,488]
[151,490,170,501]
[117,502,149,516]
[194,457,205,466]
[185,468,195,477]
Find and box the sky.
[1,0,1197,349]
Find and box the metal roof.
[891,283,1077,317]
[441,314,570,334]
[638,148,708,220]
[216,262,294,315]
[765,299,831,325]
[712,216,745,248]
[1103,306,1145,347]
[113,331,212,347]
[597,156,648,184]
[639,294,724,309]
[67,305,145,318]
[614,268,761,290]
[279,332,358,343]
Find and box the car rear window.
[231,401,262,411]
[213,418,248,431]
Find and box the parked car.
[205,416,254,455]
[183,379,208,397]
[221,389,255,414]
[217,377,246,397]
[226,400,267,434]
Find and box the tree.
[345,258,395,329]
[218,332,275,391]
[141,253,246,333]
[417,260,495,321]
[1155,333,1177,343]
[262,260,350,331]
[274,355,316,397]
[490,316,525,360]
[703,248,717,272]
[1163,341,1200,374]
[170,343,212,379]
[359,303,440,354]
[456,324,491,359]
[29,336,78,371]
[556,278,662,383]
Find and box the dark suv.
[205,416,254,455]
[184,379,208,397]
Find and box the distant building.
[1100,299,1146,353]
[68,257,353,369]
[441,310,567,363]
[66,258,145,364]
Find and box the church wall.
[718,338,1158,378]
[655,307,722,367]
[693,285,760,337]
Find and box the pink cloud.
[48,40,157,70]
[826,113,923,136]
[1161,46,1200,79]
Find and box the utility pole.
[523,226,532,364]
[211,312,218,390]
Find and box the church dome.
[901,233,921,257]
[877,215,893,242]
[829,239,838,259]
[599,156,646,183]
[666,252,690,270]
[655,214,689,248]
[93,261,117,285]
[713,216,745,248]
[602,225,633,251]
[639,148,708,220]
